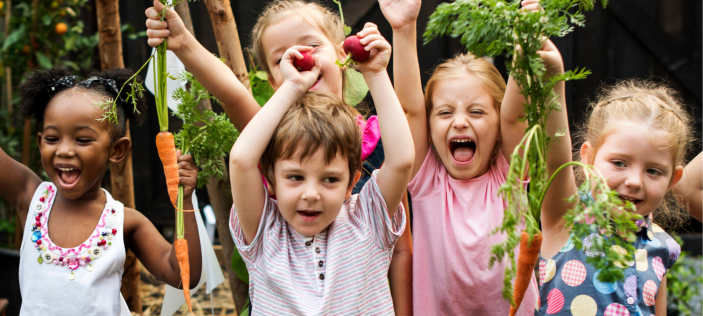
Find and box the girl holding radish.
[537,80,694,316]
[379,0,548,314]
[145,0,413,313]
[0,67,202,315]
[227,23,412,314]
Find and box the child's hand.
[521,0,541,12]
[177,150,197,205]
[354,23,392,75]
[145,0,188,52]
[537,39,564,77]
[379,0,421,30]
[280,46,321,92]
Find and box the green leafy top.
[172,71,239,188]
[424,0,640,304]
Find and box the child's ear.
[345,171,361,199]
[580,141,594,164]
[108,137,131,164]
[668,165,684,190]
[267,75,279,91]
[36,132,42,149]
[267,181,275,195]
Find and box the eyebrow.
[43,125,99,134]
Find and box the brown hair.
[260,91,362,187]
[575,79,695,229]
[424,53,507,163]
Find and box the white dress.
[19,182,131,315]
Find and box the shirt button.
[319,274,325,280]
[305,241,312,247]
[318,260,323,267]
[315,247,320,254]
[627,297,635,305]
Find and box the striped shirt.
[230,170,405,315]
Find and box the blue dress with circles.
[536,214,680,316]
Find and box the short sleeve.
[661,232,681,270]
[353,169,406,250]
[229,186,279,265]
[407,149,441,200]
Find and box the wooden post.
[203,0,250,92]
[175,2,250,313]
[95,0,141,314]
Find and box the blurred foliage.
[667,236,702,316]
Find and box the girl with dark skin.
[0,68,201,295]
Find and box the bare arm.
[0,145,43,228]
[229,47,319,243]
[655,276,667,316]
[388,194,413,315]
[146,0,260,131]
[356,24,415,218]
[674,152,702,222]
[127,152,202,288]
[379,0,427,180]
[500,77,529,160]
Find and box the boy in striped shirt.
[227,34,414,315]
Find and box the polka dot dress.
[537,214,679,315]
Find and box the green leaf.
[2,25,26,51]
[231,247,249,284]
[255,71,268,81]
[64,35,78,51]
[344,25,352,36]
[42,15,52,27]
[35,52,53,69]
[344,69,369,107]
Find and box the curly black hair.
[18,67,147,141]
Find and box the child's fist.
[177,150,198,202]
[352,23,391,75]
[280,46,321,92]
[145,0,188,51]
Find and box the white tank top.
[19,182,130,315]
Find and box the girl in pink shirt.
[379,0,553,314]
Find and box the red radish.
[336,35,369,68]
[293,47,317,72]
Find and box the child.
[378,0,546,313]
[145,1,413,312]
[0,67,202,315]
[674,152,701,222]
[538,79,694,315]
[227,29,413,313]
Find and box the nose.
[452,113,469,130]
[301,183,321,202]
[624,170,643,190]
[56,140,75,158]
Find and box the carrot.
[156,131,179,208]
[510,230,542,316]
[175,238,193,315]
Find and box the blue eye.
[647,169,662,176]
[612,161,626,168]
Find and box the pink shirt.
[408,150,538,315]
[357,115,380,161]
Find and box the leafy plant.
[172,70,239,188]
[667,236,702,316]
[424,0,641,304]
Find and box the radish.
[293,47,317,72]
[336,35,369,67]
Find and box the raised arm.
[146,0,260,131]
[379,0,427,179]
[356,23,415,217]
[0,145,43,227]
[674,151,702,222]
[500,77,529,160]
[127,151,202,288]
[229,47,320,243]
[535,40,577,249]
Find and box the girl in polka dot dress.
[0,68,202,315]
[538,80,696,316]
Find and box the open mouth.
[310,75,322,90]
[298,210,322,222]
[449,138,476,163]
[56,167,81,189]
[617,194,642,208]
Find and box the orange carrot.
[510,230,542,316]
[156,131,179,208]
[175,238,193,314]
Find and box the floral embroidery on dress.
[30,184,119,280]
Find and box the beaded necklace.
[30,184,118,280]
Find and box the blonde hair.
[260,91,362,187]
[576,79,695,228]
[424,53,507,164]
